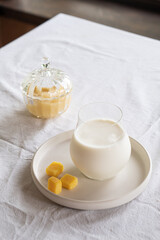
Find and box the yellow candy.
[34,86,41,96]
[48,176,62,194]
[46,162,64,177]
[41,87,50,92]
[61,174,78,190]
[26,84,71,118]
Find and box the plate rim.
[31,130,152,208]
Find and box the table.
[0,13,160,240]
[1,0,160,44]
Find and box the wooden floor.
[0,0,160,47]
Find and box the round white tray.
[31,130,152,210]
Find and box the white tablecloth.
[0,13,160,240]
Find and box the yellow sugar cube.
[46,162,64,177]
[41,92,51,98]
[61,174,78,190]
[34,86,41,95]
[50,86,56,92]
[48,176,62,194]
[42,87,50,92]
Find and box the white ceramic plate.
[31,130,152,210]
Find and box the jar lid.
[21,57,72,100]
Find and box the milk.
[70,119,131,180]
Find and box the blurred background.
[0,0,160,47]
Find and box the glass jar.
[21,58,72,118]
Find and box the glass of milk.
[70,102,131,180]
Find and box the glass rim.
[78,102,123,124]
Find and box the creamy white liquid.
[70,119,131,180]
[75,119,124,147]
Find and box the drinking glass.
[70,102,131,180]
